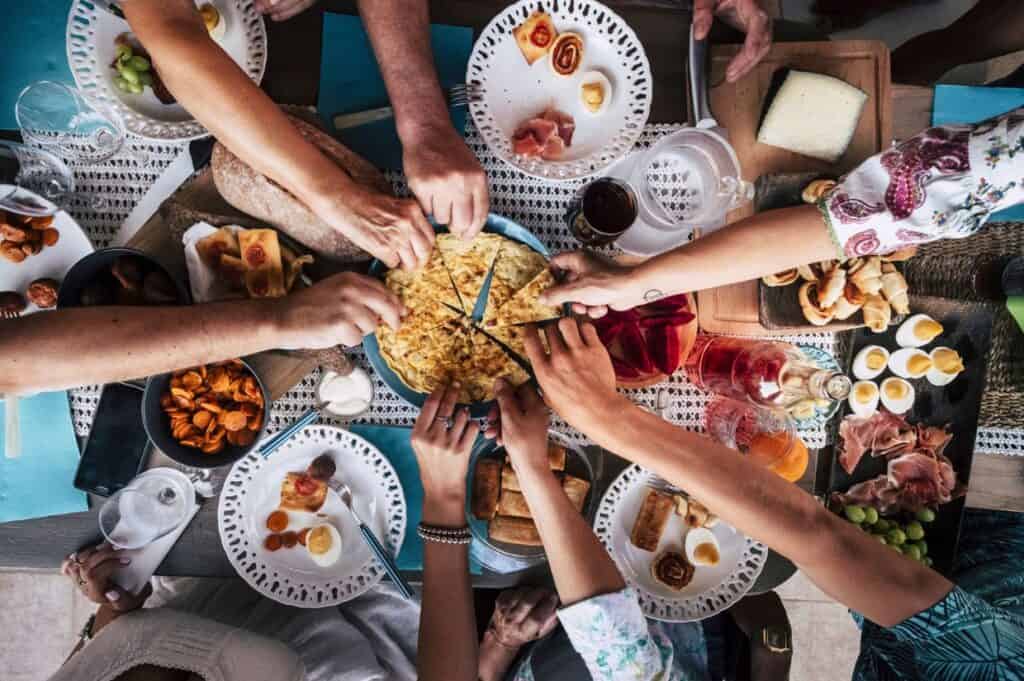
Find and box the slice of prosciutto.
[837,411,916,474]
[511,109,576,160]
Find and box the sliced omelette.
[488,268,561,327]
[485,323,548,360]
[459,329,531,402]
[437,233,502,313]
[379,316,474,398]
[387,246,463,312]
[482,241,548,325]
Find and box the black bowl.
[141,357,270,469]
[57,246,190,309]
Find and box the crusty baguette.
[211,114,391,262]
[562,475,591,513]
[472,459,502,520]
[496,490,533,519]
[630,489,673,552]
[489,515,542,546]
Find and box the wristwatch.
[760,625,792,655]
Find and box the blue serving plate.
[363,213,550,417]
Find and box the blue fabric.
[0,0,75,131]
[317,13,473,171]
[0,391,88,522]
[348,424,481,574]
[852,510,1024,679]
[932,84,1024,221]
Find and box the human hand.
[488,587,560,648]
[487,379,550,477]
[322,183,435,271]
[253,0,317,22]
[274,271,403,349]
[61,542,152,613]
[411,383,479,524]
[693,0,772,83]
[540,251,647,318]
[523,318,625,434]
[403,124,489,240]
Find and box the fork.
[327,478,414,600]
[2,308,20,458]
[331,83,482,131]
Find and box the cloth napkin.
[932,84,1024,221]
[349,424,481,574]
[316,14,473,171]
[0,391,87,522]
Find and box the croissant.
[798,263,825,282]
[818,266,847,308]
[880,262,910,314]
[831,282,865,320]
[801,179,837,204]
[762,269,799,287]
[862,294,892,333]
[849,256,883,295]
[799,281,835,326]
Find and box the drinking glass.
[15,81,148,166]
[704,395,800,469]
[99,471,191,550]
[0,141,105,215]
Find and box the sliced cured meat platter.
[822,295,994,575]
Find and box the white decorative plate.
[593,465,767,622]
[218,425,407,608]
[66,0,267,141]
[467,0,652,180]
[0,185,94,314]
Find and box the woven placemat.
[904,223,1024,428]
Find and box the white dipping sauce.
[318,369,373,417]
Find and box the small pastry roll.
[549,32,584,77]
[472,459,502,520]
[651,550,695,591]
[862,293,892,333]
[831,281,865,320]
[801,178,837,204]
[630,490,674,552]
[489,516,542,546]
[818,266,847,309]
[562,475,591,513]
[880,262,910,315]
[798,281,835,326]
[761,269,799,287]
[849,256,883,296]
[497,490,533,519]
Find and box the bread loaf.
[211,114,392,262]
[472,459,502,520]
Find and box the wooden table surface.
[1,4,1020,582]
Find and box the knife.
[115,137,215,245]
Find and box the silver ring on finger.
[435,415,454,430]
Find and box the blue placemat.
[317,13,473,171]
[0,0,75,131]
[0,391,88,522]
[349,424,481,573]
[933,84,1024,221]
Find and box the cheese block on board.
[756,70,868,163]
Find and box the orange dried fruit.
[234,429,255,447]
[201,440,225,454]
[42,229,59,247]
[170,387,193,400]
[266,510,288,533]
[223,410,247,432]
[240,402,258,417]
[192,411,212,429]
[199,399,222,413]
[182,371,203,390]
[247,411,263,432]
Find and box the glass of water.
[0,141,79,216]
[15,81,146,166]
[99,471,191,550]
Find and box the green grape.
[138,71,154,87]
[114,77,132,92]
[114,44,132,61]
[129,55,151,72]
[915,508,936,523]
[863,507,879,525]
[905,521,925,541]
[914,540,928,556]
[886,529,907,546]
[904,544,923,561]
[128,81,144,95]
[119,65,140,85]
[844,505,866,524]
[874,519,891,533]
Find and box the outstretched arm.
[123,0,432,269]
[358,0,489,238]
[525,318,953,628]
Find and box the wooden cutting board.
[697,40,892,335]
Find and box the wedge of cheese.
[756,70,868,163]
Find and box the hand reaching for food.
[540,250,649,317]
[411,384,479,524]
[488,378,551,478]
[403,124,490,240]
[274,271,404,349]
[61,542,151,613]
[489,587,560,646]
[253,0,318,22]
[692,0,772,83]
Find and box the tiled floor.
[778,571,863,680]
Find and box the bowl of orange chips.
[142,358,269,468]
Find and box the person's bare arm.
[543,205,837,315]
[0,272,401,396]
[357,0,489,238]
[123,0,432,269]
[525,318,953,627]
[492,380,625,606]
[412,385,480,681]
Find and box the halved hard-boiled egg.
[198,3,226,42]
[880,377,915,414]
[579,70,612,116]
[305,523,342,567]
[684,527,721,567]
[852,345,890,381]
[848,380,879,418]
[927,347,965,386]
[888,348,932,379]
[895,314,944,348]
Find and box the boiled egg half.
[895,314,944,348]
[306,523,342,568]
[198,3,226,42]
[852,345,890,380]
[927,347,965,386]
[880,377,915,414]
[684,527,721,567]
[848,380,879,418]
[888,348,932,379]
[579,70,612,116]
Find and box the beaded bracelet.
[417,523,472,545]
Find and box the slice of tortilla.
[490,268,560,327]
[378,316,474,398]
[437,233,502,312]
[482,241,548,325]
[457,329,530,402]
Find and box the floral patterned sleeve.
[819,106,1024,258]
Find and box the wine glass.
[15,81,148,166]
[99,471,191,550]
[0,141,106,215]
